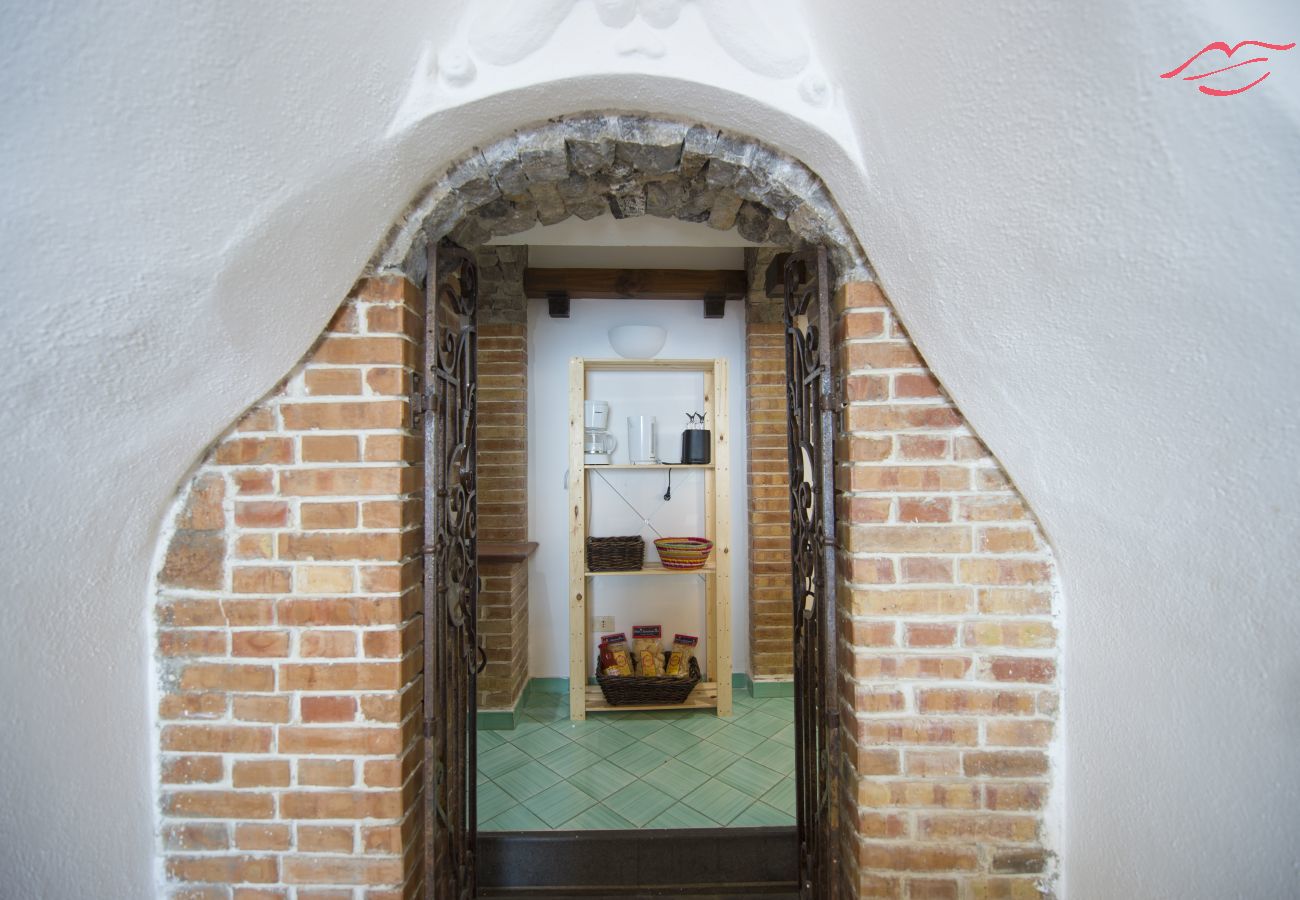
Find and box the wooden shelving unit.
[568,357,732,720]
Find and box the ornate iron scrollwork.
[423,241,480,900]
[785,247,840,900]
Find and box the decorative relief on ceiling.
[390,0,853,159]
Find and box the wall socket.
[593,616,615,632]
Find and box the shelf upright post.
[568,358,588,720]
[712,358,732,716]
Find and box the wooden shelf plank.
[581,358,717,372]
[586,561,715,577]
[585,463,714,470]
[584,681,720,713]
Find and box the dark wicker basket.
[596,656,701,706]
[586,535,645,571]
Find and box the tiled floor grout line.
[477,693,797,831]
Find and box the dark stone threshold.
[477,827,798,897]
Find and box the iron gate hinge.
[410,372,428,427]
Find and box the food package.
[665,633,698,676]
[599,632,633,676]
[632,624,664,676]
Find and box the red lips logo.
[1161,40,1295,96]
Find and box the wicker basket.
[586,535,645,572]
[596,655,701,706]
[653,537,714,570]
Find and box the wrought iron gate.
[419,240,483,900]
[784,247,840,899]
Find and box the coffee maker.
[584,401,616,465]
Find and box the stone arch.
[370,112,870,284]
[152,110,1062,899]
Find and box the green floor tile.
[681,778,752,825]
[478,742,532,779]
[476,730,506,751]
[602,780,677,827]
[717,757,784,799]
[524,705,567,724]
[566,759,638,801]
[641,759,710,800]
[522,781,599,828]
[674,714,729,739]
[572,726,636,756]
[558,803,636,830]
[477,780,517,822]
[511,726,572,760]
[607,717,671,739]
[494,760,562,802]
[480,805,550,831]
[757,698,794,716]
[745,739,796,775]
[772,724,796,747]
[607,742,671,777]
[549,716,607,736]
[732,711,787,738]
[500,718,549,740]
[646,804,719,829]
[676,740,739,776]
[704,724,767,755]
[762,777,797,815]
[641,725,694,754]
[535,741,602,778]
[730,800,794,827]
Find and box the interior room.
[471,219,797,834]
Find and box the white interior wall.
[1,2,1298,897]
[526,298,751,680]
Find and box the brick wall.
[832,282,1060,899]
[744,248,795,680]
[473,247,531,713]
[154,276,426,898]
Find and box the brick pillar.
[831,281,1061,899]
[473,246,531,714]
[155,276,426,897]
[745,248,795,682]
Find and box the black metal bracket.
[703,292,726,319]
[547,290,570,318]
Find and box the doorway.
[417,152,845,892]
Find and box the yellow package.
[632,625,664,676]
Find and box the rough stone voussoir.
[518,124,570,184]
[565,115,618,175]
[615,118,687,175]
[482,136,529,196]
[680,125,720,177]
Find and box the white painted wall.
[525,298,750,680]
[2,1,1298,896]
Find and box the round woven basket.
[653,537,714,570]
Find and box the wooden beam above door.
[522,267,747,301]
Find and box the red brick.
[161,755,224,784]
[163,791,275,819]
[987,657,1056,683]
[964,752,1049,778]
[166,855,278,884]
[162,725,272,754]
[231,631,290,657]
[301,696,358,723]
[215,438,293,466]
[278,726,401,755]
[232,760,290,788]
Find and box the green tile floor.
[477,689,796,831]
